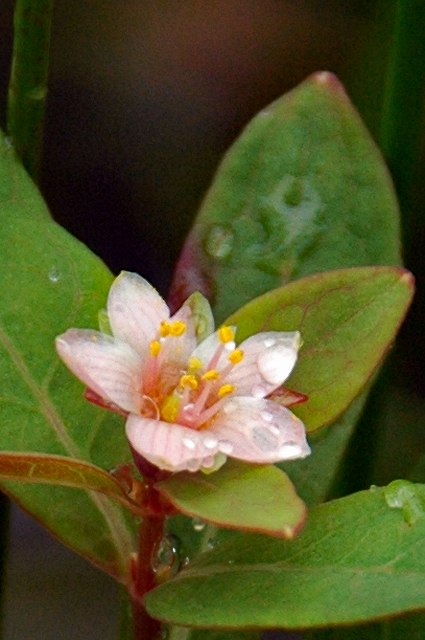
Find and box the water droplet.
[252,427,279,452]
[182,556,190,567]
[203,436,218,450]
[384,480,425,525]
[152,535,180,579]
[204,225,234,260]
[48,268,61,283]
[228,559,235,565]
[261,411,273,422]
[278,443,302,459]
[218,439,233,455]
[192,517,206,532]
[369,484,378,493]
[252,384,267,398]
[206,537,218,550]
[159,626,169,640]
[182,437,196,450]
[269,425,281,436]
[263,338,276,348]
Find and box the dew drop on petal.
[252,427,279,452]
[152,535,180,579]
[263,338,276,348]
[203,436,219,449]
[192,517,206,532]
[182,437,196,450]
[278,443,303,459]
[187,458,201,472]
[258,346,296,384]
[252,384,267,398]
[219,439,234,455]
[261,411,273,422]
[269,425,281,436]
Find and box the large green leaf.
[146,484,425,629]
[169,72,401,323]
[227,266,413,432]
[157,461,306,539]
[0,132,136,580]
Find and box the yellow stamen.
[218,325,235,344]
[228,349,244,365]
[218,384,235,399]
[159,321,170,337]
[160,395,180,422]
[169,321,186,337]
[202,369,220,382]
[149,340,161,357]
[179,374,199,390]
[188,357,203,372]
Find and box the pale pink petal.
[125,414,222,472]
[56,329,143,413]
[159,298,199,369]
[107,272,169,355]
[226,331,301,398]
[210,396,310,463]
[190,326,237,371]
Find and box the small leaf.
[0,452,141,514]
[227,266,414,431]
[146,484,425,630]
[157,460,306,539]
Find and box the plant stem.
[7,0,54,181]
[130,506,165,639]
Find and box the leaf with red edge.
[227,266,414,432]
[156,460,306,539]
[0,452,142,514]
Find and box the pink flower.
[56,272,310,473]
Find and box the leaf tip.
[398,268,415,291]
[309,71,347,96]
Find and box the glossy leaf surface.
[0,452,140,514]
[0,132,136,581]
[169,72,401,322]
[157,461,306,539]
[227,267,413,431]
[146,485,425,629]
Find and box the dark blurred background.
[0,2,423,639]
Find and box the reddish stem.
[130,487,166,640]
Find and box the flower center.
[142,323,243,430]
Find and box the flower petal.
[159,298,199,368]
[56,329,143,413]
[210,396,310,464]
[190,326,237,371]
[125,414,222,473]
[107,272,169,355]
[226,331,301,398]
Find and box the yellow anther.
[160,395,180,423]
[202,369,220,382]
[218,325,235,344]
[159,321,170,337]
[218,384,235,399]
[188,357,203,372]
[228,349,244,365]
[169,321,186,337]
[179,374,199,391]
[149,340,161,357]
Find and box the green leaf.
[0,131,136,580]
[146,484,425,630]
[169,72,401,323]
[157,461,306,539]
[227,266,413,432]
[0,452,141,514]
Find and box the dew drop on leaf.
[204,224,234,259]
[48,268,61,283]
[384,480,425,525]
[151,534,180,579]
[192,517,206,532]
